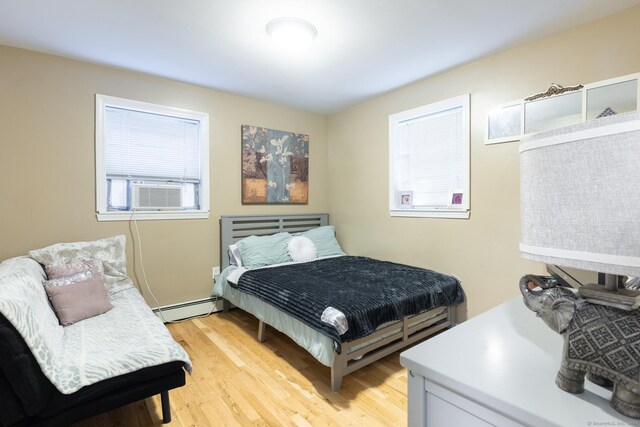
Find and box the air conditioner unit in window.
[132,183,182,210]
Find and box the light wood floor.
[73,309,410,427]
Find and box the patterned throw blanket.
[231,256,463,349]
[0,257,191,394]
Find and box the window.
[95,94,209,221]
[389,94,470,218]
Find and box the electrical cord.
[130,208,215,324]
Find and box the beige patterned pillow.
[29,235,133,294]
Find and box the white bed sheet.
[214,265,337,366]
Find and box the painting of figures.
[242,125,309,204]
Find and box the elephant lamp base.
[520,274,640,419]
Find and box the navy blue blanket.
[231,256,463,350]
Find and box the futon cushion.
[0,256,191,396]
[0,313,55,419]
[0,369,26,426]
[40,360,185,419]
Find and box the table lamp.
[520,111,640,310]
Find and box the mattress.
[215,266,337,366]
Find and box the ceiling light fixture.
[266,17,317,53]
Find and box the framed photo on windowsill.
[397,191,413,209]
[448,190,464,208]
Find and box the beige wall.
[326,6,640,319]
[0,45,328,306]
[2,6,639,317]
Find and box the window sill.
[96,210,210,221]
[389,209,470,219]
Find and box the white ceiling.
[1,0,639,114]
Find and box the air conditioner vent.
[132,183,182,210]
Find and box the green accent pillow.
[236,232,292,268]
[301,226,345,257]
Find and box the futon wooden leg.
[161,390,171,423]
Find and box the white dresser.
[400,297,636,427]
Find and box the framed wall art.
[241,125,309,204]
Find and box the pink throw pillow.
[45,260,104,281]
[43,267,112,326]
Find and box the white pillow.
[228,244,243,267]
[287,236,317,263]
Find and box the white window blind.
[397,107,464,207]
[389,94,469,218]
[104,107,201,181]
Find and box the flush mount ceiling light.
[266,17,317,53]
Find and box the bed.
[214,213,463,391]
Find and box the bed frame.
[219,213,457,391]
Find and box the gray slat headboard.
[220,213,329,269]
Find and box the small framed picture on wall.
[397,191,413,209]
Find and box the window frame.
[388,94,470,219]
[95,94,210,221]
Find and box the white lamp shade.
[520,111,640,277]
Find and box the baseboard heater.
[152,296,222,323]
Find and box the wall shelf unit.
[486,72,640,144]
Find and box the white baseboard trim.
[152,297,222,323]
